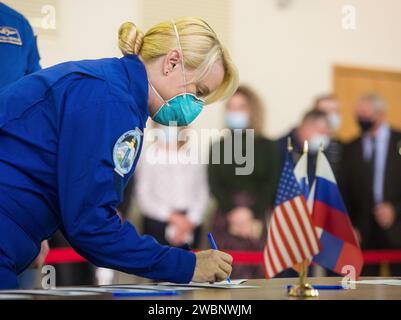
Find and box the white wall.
[32,0,401,138]
[230,0,401,137]
[37,0,142,66]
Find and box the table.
[16,277,401,300]
[151,277,401,300]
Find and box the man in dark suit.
[339,93,401,276]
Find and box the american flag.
[263,154,320,279]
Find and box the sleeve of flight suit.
[57,77,196,283]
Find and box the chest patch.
[113,128,142,177]
[0,26,22,45]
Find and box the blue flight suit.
[0,54,196,289]
[0,2,41,88]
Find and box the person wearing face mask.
[134,123,209,249]
[208,85,280,278]
[338,93,401,276]
[313,94,342,132]
[312,94,343,177]
[276,109,331,185]
[0,17,238,289]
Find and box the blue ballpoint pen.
[112,290,180,298]
[207,232,231,283]
[287,284,344,291]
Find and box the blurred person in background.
[0,2,48,288]
[135,124,209,249]
[338,93,401,276]
[312,94,343,176]
[276,109,331,184]
[208,85,280,278]
[0,2,41,87]
[0,1,95,288]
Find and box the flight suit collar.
[120,55,149,127]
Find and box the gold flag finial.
[287,137,293,152]
[303,140,309,154]
[319,142,325,152]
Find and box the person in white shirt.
[134,124,209,248]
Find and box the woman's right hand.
[169,212,194,233]
[192,250,233,282]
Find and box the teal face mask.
[151,90,205,126]
[149,20,206,127]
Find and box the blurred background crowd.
[96,87,401,284]
[119,89,401,281]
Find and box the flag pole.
[288,140,319,298]
[287,136,293,152]
[303,140,308,154]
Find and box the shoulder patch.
[113,128,142,177]
[0,26,22,45]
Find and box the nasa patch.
[0,26,22,45]
[113,128,142,177]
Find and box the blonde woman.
[0,17,238,289]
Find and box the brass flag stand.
[287,139,319,298]
[288,260,319,297]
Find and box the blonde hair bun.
[118,22,144,55]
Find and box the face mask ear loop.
[172,19,187,98]
[149,81,170,107]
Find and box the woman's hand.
[169,212,194,233]
[227,206,255,239]
[374,202,396,230]
[168,212,195,246]
[192,250,233,282]
[167,224,192,246]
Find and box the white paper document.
[158,279,258,289]
[104,284,201,291]
[104,279,258,291]
[57,287,154,293]
[350,279,401,286]
[0,294,32,300]
[0,289,101,296]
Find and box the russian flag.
[309,150,364,277]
